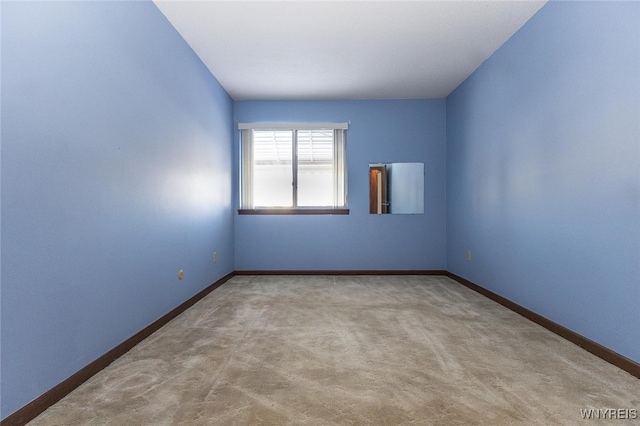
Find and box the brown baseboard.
[0,269,443,424]
[1,272,235,426]
[234,269,447,276]
[5,270,637,425]
[444,271,640,379]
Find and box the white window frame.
[238,122,349,215]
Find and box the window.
[239,123,348,214]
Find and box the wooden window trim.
[238,208,349,215]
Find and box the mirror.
[369,162,424,214]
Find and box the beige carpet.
[29,275,639,425]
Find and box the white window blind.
[240,123,347,210]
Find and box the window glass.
[252,130,293,207]
[239,124,347,213]
[297,130,334,207]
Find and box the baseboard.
[444,271,640,379]
[1,272,235,426]
[235,269,447,276]
[5,269,637,425]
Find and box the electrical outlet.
[213,252,217,263]
[178,269,184,280]
[466,251,472,262]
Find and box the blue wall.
[1,1,234,418]
[234,100,446,271]
[2,0,638,421]
[446,1,640,363]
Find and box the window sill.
[238,208,349,215]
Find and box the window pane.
[297,130,334,207]
[253,130,293,207]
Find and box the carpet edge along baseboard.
[444,271,639,380]
[2,272,235,426]
[3,270,637,426]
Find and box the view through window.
[239,124,347,212]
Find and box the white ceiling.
[153,0,547,100]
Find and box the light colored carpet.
[28,275,639,425]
